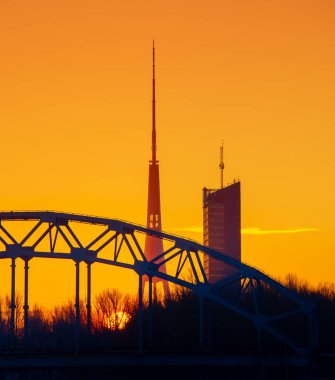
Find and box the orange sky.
[0,0,334,306]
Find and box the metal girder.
[0,211,316,353]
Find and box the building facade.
[203,181,241,283]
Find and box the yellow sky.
[0,0,334,306]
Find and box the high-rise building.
[143,42,170,298]
[203,145,241,283]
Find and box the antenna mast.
[219,142,224,188]
[145,41,170,298]
[152,40,157,164]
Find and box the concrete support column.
[24,259,30,344]
[138,274,143,353]
[75,261,80,354]
[10,258,16,348]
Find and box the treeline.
[0,274,334,354]
[0,288,138,351]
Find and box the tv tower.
[144,41,170,299]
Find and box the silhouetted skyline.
[0,1,333,307]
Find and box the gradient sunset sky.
[0,0,334,305]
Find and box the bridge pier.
[86,263,92,342]
[23,259,30,346]
[10,258,16,349]
[75,261,80,354]
[138,274,143,353]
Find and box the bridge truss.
[0,211,316,354]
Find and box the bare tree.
[94,289,136,331]
[4,293,24,336]
[29,304,51,333]
[52,299,76,327]
[0,297,3,333]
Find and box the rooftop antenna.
[152,40,157,164]
[219,141,224,188]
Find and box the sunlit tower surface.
[203,144,241,283]
[144,42,170,298]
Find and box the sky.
[0,0,334,306]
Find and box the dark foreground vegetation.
[0,275,334,379]
[0,274,334,354]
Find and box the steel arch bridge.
[0,211,316,354]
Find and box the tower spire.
[219,141,224,189]
[152,40,157,164]
[144,42,170,299]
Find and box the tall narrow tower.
[144,41,170,298]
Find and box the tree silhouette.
[0,277,333,355]
[94,289,136,331]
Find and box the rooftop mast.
[219,142,224,188]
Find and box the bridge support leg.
[86,263,92,338]
[199,296,204,350]
[10,258,16,350]
[75,261,80,354]
[207,300,213,351]
[153,282,157,303]
[308,311,318,352]
[138,274,143,353]
[257,328,262,353]
[24,259,30,347]
[148,275,153,350]
[86,263,91,346]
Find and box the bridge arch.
[0,211,316,354]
